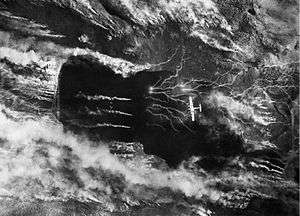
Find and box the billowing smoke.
[1,102,284,210]
[0,105,225,204]
[0,47,41,66]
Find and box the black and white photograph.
[0,0,299,215]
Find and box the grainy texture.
[0,0,298,215]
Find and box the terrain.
[0,0,299,215]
